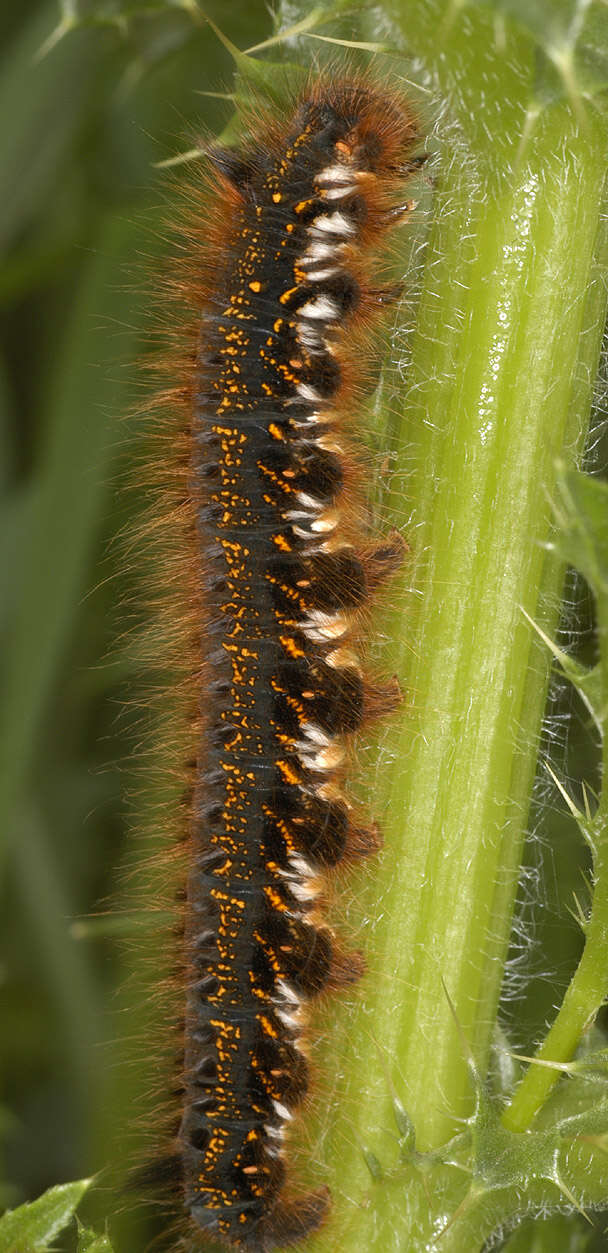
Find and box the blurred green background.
[0,1,275,1241]
[1,2,606,1250]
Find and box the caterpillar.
[141,71,421,1253]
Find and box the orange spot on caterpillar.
[272,533,292,551]
[276,759,301,786]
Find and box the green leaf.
[0,1179,92,1253]
[553,467,608,602]
[0,212,142,877]
[0,3,98,250]
[200,10,305,108]
[76,1217,114,1252]
[521,610,604,734]
[502,1212,592,1251]
[470,0,608,103]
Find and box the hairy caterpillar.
[139,71,421,1252]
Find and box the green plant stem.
[378,86,604,1142]
[299,14,608,1252]
[503,870,608,1133]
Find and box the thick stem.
[298,14,608,1252]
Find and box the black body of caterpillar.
[149,75,420,1252]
